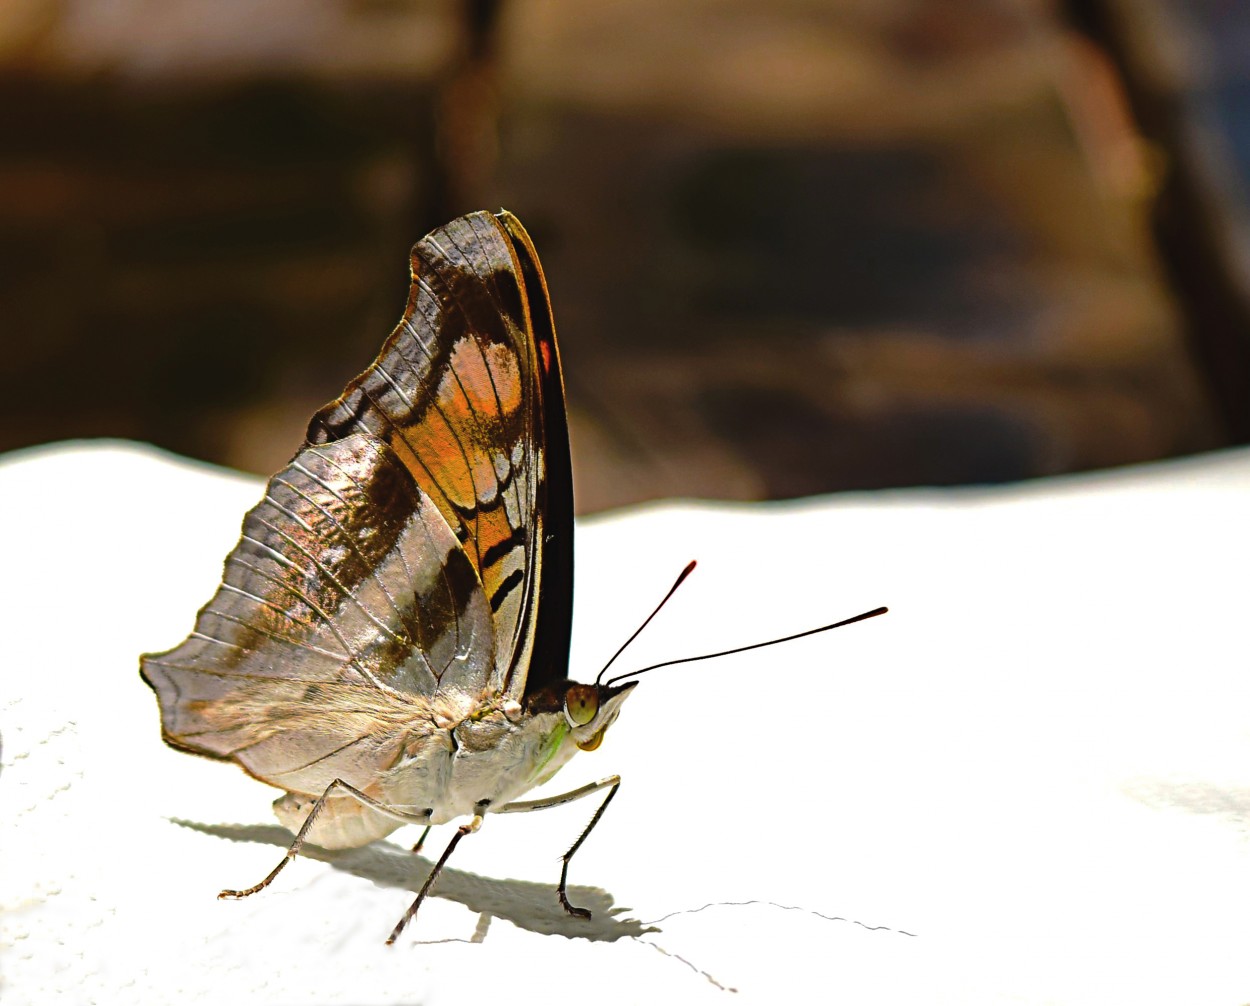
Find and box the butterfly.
[141,210,636,943]
[141,209,887,944]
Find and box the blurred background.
[1,0,1248,512]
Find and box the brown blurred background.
[1,0,1248,512]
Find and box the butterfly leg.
[497,775,622,920]
[387,808,485,945]
[410,825,432,854]
[218,778,433,900]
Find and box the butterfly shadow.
[174,820,653,944]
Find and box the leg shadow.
[173,819,653,943]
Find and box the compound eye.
[563,684,599,727]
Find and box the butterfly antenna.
[595,560,698,686]
[604,605,888,687]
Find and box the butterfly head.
[557,679,637,752]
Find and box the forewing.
[306,210,573,700]
[140,433,494,793]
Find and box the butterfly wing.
[306,210,573,702]
[141,433,495,793]
[140,210,573,796]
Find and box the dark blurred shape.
[1064,0,1250,441]
[0,0,460,470]
[700,387,1040,495]
[0,72,440,467]
[431,0,505,218]
[673,147,1021,334]
[0,1,1236,510]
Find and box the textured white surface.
[2,440,1249,1004]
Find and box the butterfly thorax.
[427,678,635,820]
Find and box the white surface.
[2,440,1249,1004]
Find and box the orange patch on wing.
[390,409,477,519]
[427,340,514,503]
[452,339,524,419]
[383,338,527,565]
